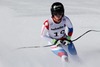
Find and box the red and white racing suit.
[41,16,78,62]
[41,16,73,42]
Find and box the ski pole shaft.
[17,29,100,49]
[71,30,100,42]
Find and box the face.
[52,13,63,23]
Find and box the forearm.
[41,34,53,43]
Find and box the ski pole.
[17,29,100,49]
[72,30,100,42]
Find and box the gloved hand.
[52,39,62,46]
[59,36,72,42]
[60,40,70,45]
[52,39,58,45]
[66,36,72,42]
[60,36,72,45]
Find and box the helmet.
[51,2,64,17]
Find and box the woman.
[41,2,80,64]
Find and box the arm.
[66,17,73,40]
[41,20,53,43]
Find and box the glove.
[60,40,70,45]
[52,39,58,45]
[59,36,71,42]
[61,36,71,45]
[58,36,71,45]
[66,36,72,42]
[52,39,61,46]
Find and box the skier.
[41,2,80,65]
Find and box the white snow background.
[0,0,100,67]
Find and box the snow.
[0,0,100,67]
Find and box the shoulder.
[62,16,72,24]
[44,20,49,25]
[43,17,52,25]
[63,16,73,27]
[62,16,70,21]
[43,19,49,30]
